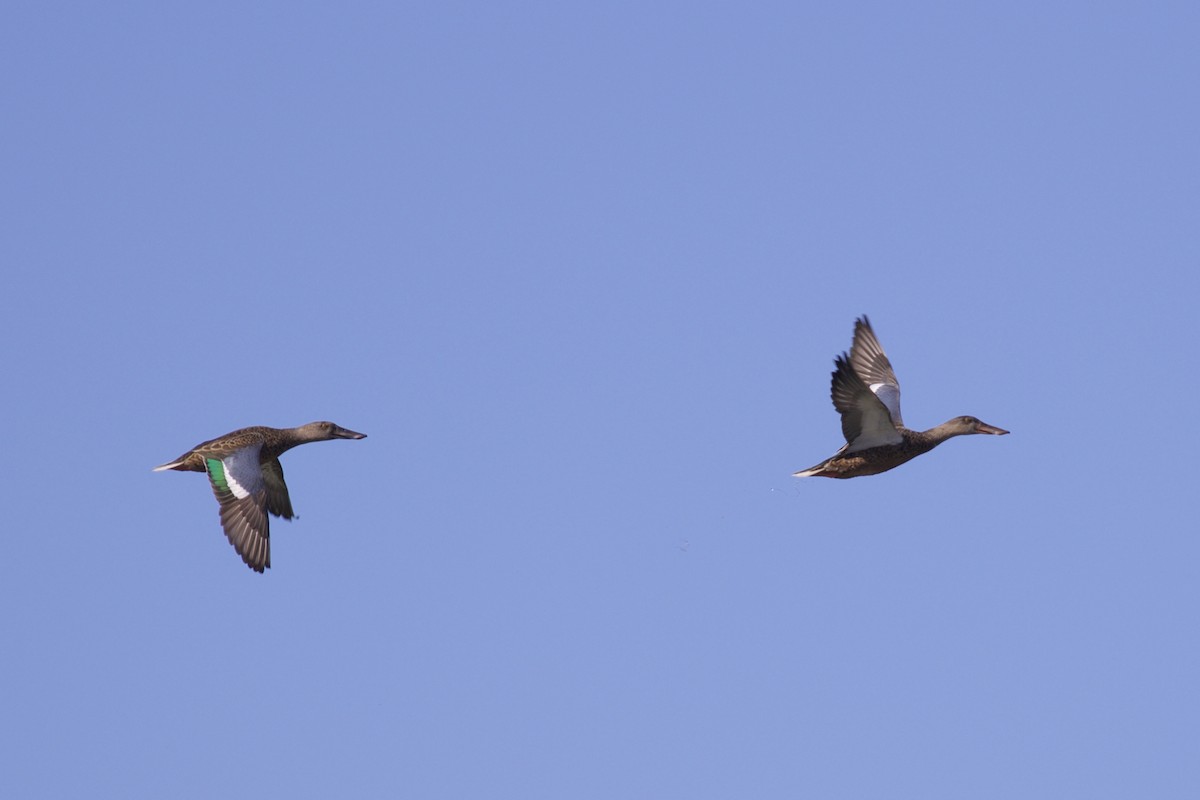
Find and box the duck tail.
[792,462,828,478]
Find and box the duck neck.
[266,429,315,459]
[919,420,970,446]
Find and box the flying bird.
[154,422,367,571]
[795,317,1007,478]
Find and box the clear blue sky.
[3,2,1198,797]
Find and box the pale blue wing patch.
[216,445,265,499]
[870,383,903,428]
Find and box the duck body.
[796,418,1006,478]
[795,317,1007,479]
[154,422,366,572]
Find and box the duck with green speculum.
[154,422,367,572]
[795,316,1008,479]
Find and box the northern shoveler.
[795,317,1007,479]
[154,422,367,572]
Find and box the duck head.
[301,421,368,441]
[950,416,1009,436]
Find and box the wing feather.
[848,315,904,428]
[205,446,271,573]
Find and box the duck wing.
[831,351,904,452]
[205,444,271,573]
[847,315,904,428]
[261,458,296,520]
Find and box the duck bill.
[974,421,1009,435]
[333,426,367,440]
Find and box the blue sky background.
[3,2,1199,797]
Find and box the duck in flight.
[154,422,366,572]
[795,317,1007,479]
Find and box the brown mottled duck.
[795,317,1007,479]
[154,422,367,572]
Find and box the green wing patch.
[206,458,229,493]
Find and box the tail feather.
[793,457,832,478]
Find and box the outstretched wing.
[205,445,271,573]
[261,458,295,520]
[847,315,904,429]
[831,352,904,452]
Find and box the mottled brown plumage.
[154,422,367,572]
